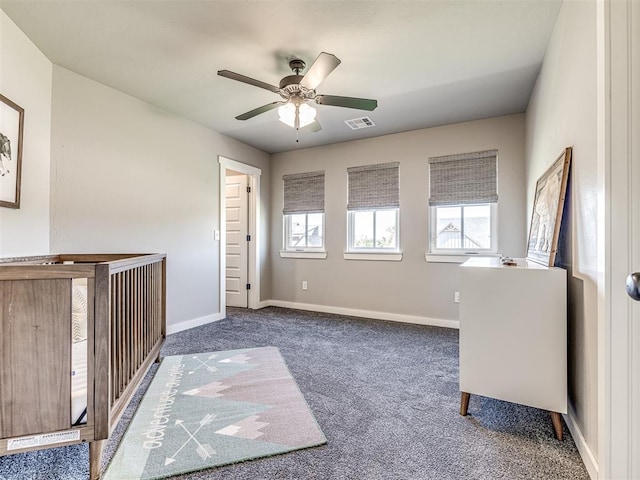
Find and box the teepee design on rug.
[104,347,326,480]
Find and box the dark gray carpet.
[0,307,589,479]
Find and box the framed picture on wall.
[526,147,572,266]
[0,93,24,209]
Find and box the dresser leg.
[550,411,563,440]
[460,392,471,416]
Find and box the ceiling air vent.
[344,116,376,130]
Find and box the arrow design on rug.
[188,354,218,375]
[164,414,217,466]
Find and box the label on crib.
[7,429,80,451]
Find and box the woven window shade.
[283,171,325,214]
[428,150,498,206]
[347,162,400,210]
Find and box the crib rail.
[109,256,165,422]
[93,254,166,437]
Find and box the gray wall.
[0,9,52,256]
[1,3,273,332]
[525,0,598,464]
[270,114,526,322]
[50,66,271,331]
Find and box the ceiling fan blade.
[300,52,341,90]
[218,70,280,93]
[235,101,284,120]
[307,120,322,133]
[315,95,378,111]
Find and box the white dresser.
[459,257,567,439]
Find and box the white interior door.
[600,1,640,478]
[629,2,640,475]
[225,174,248,308]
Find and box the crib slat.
[129,269,134,382]
[145,264,151,357]
[109,275,115,406]
[111,273,119,405]
[136,268,141,370]
[131,269,135,382]
[122,271,127,390]
[122,271,128,396]
[112,274,119,403]
[117,271,123,399]
[86,277,96,431]
[94,264,111,440]
[151,264,155,346]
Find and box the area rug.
[103,346,326,480]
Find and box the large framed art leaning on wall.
[526,147,572,266]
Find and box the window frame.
[347,207,400,253]
[429,203,497,255]
[283,212,325,252]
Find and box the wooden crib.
[0,253,166,479]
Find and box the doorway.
[218,156,261,315]
[225,172,249,307]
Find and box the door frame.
[219,156,261,314]
[597,0,639,478]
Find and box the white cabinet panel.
[459,257,567,415]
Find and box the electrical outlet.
[302,281,308,291]
[454,291,460,303]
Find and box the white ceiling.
[0,0,562,154]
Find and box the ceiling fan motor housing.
[279,74,304,90]
[279,74,315,101]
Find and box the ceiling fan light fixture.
[277,102,296,127]
[278,101,316,129]
[298,103,317,127]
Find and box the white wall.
[525,0,598,473]
[270,114,526,323]
[0,9,52,256]
[50,66,270,331]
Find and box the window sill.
[280,250,327,259]
[424,253,500,264]
[344,252,403,261]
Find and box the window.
[347,162,400,253]
[282,171,325,253]
[428,150,498,254]
[431,204,495,251]
[349,209,398,249]
[285,213,324,249]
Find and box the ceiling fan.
[218,52,378,131]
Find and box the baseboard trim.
[564,404,598,479]
[167,312,225,335]
[254,300,272,309]
[265,300,458,329]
